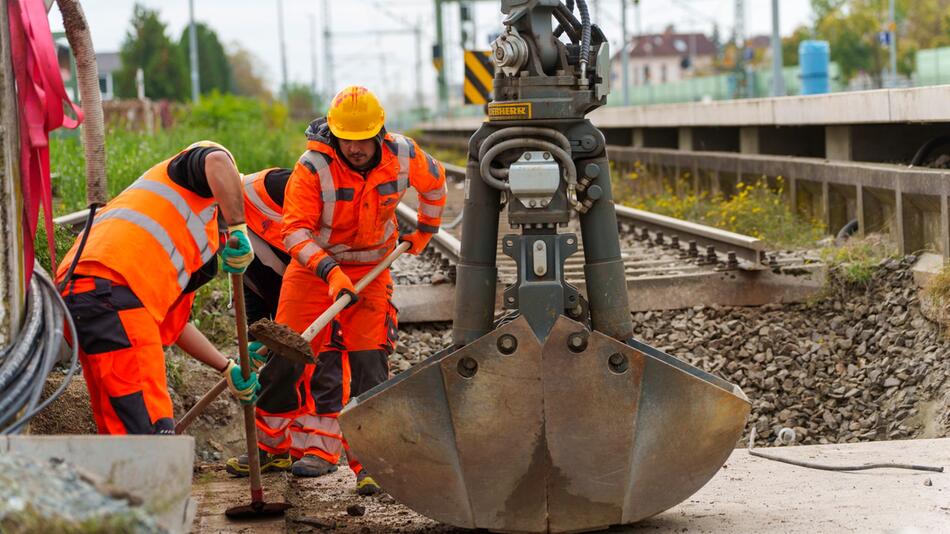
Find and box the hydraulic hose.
[554,1,580,41]
[479,127,572,179]
[575,0,592,81]
[479,138,578,192]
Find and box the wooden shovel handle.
[175,241,410,435]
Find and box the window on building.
[661,63,667,83]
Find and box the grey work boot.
[291,454,339,478]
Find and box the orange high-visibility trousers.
[61,277,192,435]
[255,260,396,472]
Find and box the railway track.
[53,162,824,325]
[392,162,825,323]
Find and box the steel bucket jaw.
[339,315,750,533]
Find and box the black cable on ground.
[747,427,944,473]
[0,266,79,434]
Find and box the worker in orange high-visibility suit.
[223,166,297,476]
[226,86,446,495]
[240,167,293,327]
[55,141,261,435]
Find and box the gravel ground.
[388,255,950,448]
[391,249,454,286]
[629,254,950,446]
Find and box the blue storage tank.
[799,40,830,95]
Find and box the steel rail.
[614,204,766,269]
[395,201,461,264]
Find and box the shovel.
[251,241,411,362]
[224,260,293,519]
[175,241,411,433]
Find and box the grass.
[45,94,283,347]
[924,262,950,330]
[50,93,307,215]
[614,164,826,249]
[425,147,468,167]
[819,234,898,289]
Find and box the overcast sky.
[49,0,814,112]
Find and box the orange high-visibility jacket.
[56,153,220,323]
[243,167,285,251]
[282,129,447,275]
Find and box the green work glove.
[248,341,269,372]
[222,360,261,405]
[222,224,254,274]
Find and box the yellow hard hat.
[186,140,236,166]
[327,86,385,140]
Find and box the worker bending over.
[239,167,293,328]
[227,86,446,495]
[56,141,260,435]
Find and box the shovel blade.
[340,315,750,533]
[224,500,293,520]
[249,319,314,364]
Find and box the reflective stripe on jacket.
[243,167,285,251]
[282,132,447,271]
[56,154,220,322]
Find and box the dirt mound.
[28,373,96,435]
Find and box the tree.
[114,4,189,101]
[807,0,950,84]
[284,82,324,121]
[810,0,884,85]
[228,44,273,100]
[782,25,812,66]
[892,0,950,76]
[179,22,232,96]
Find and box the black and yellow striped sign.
[463,50,494,105]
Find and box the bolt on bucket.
[339,315,750,533]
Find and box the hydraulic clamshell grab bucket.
[339,315,750,533]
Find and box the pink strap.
[8,0,83,285]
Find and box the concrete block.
[0,435,196,534]
[773,90,891,125]
[826,125,853,161]
[912,252,945,288]
[739,127,759,154]
[887,84,950,122]
[677,127,693,151]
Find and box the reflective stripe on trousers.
[257,415,292,451]
[290,414,343,458]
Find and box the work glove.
[222,224,255,273]
[248,341,269,372]
[222,360,261,405]
[399,230,435,255]
[326,266,358,307]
